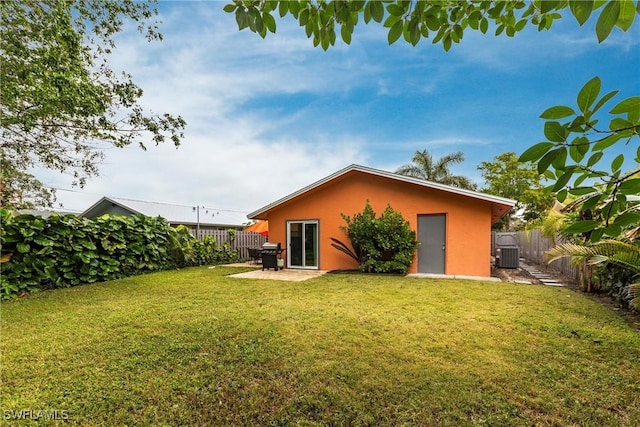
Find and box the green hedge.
[0,209,238,299]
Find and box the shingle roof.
[81,197,248,227]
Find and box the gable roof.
[248,164,516,224]
[80,196,247,228]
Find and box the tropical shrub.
[0,210,239,299]
[546,239,640,310]
[593,263,638,308]
[336,201,418,274]
[0,210,176,298]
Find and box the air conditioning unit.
[496,246,520,269]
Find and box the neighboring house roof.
[80,196,247,228]
[248,164,516,224]
[17,209,78,218]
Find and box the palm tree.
[546,239,640,308]
[395,150,477,190]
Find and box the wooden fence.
[195,229,267,260]
[515,229,583,283]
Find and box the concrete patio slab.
[228,268,327,282]
[407,273,501,282]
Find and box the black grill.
[261,242,284,271]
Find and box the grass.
[2,266,639,426]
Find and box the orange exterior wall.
[260,170,495,277]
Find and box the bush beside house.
[335,202,418,274]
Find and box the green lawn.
[2,266,639,426]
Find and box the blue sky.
[40,1,639,219]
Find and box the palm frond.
[624,281,640,310]
[545,243,598,265]
[330,237,360,263]
[546,239,640,282]
[395,165,424,179]
[606,250,640,274]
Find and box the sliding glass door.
[287,220,318,269]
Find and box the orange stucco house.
[248,164,515,278]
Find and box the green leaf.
[613,211,640,227]
[569,137,590,163]
[602,199,620,219]
[609,96,640,114]
[17,243,30,253]
[589,228,605,242]
[592,89,619,114]
[540,105,576,119]
[289,1,300,17]
[387,4,405,17]
[223,3,237,13]
[33,236,54,246]
[570,0,594,25]
[424,14,440,31]
[340,23,351,43]
[616,0,636,31]
[515,19,527,31]
[538,148,561,174]
[480,17,489,33]
[544,121,567,142]
[370,0,384,23]
[619,178,640,194]
[577,76,601,113]
[263,12,276,33]
[388,20,403,44]
[593,133,623,151]
[574,176,588,190]
[236,9,250,30]
[443,33,452,51]
[519,142,554,162]
[551,146,567,169]
[567,115,587,132]
[300,8,309,25]
[603,224,622,237]
[279,1,288,18]
[569,186,597,196]
[364,2,372,23]
[595,0,620,42]
[552,170,573,192]
[610,154,624,172]
[409,19,420,46]
[586,151,603,167]
[557,188,568,202]
[564,220,600,234]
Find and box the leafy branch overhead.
[224,1,639,242]
[519,77,640,241]
[0,0,186,208]
[223,0,638,51]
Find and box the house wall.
[262,170,494,277]
[86,204,133,218]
